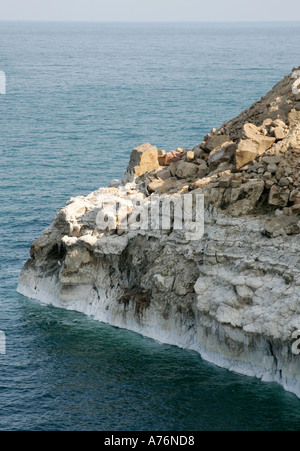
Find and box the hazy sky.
[1,0,300,22]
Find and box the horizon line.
[0,19,300,24]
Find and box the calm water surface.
[0,21,300,431]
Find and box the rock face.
[236,123,276,169]
[126,143,159,178]
[18,68,300,398]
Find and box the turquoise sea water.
[0,21,300,431]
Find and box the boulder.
[147,178,165,193]
[272,119,287,128]
[236,124,276,169]
[264,216,300,237]
[156,167,172,181]
[147,177,184,194]
[228,179,265,216]
[219,173,234,188]
[157,150,166,166]
[242,123,258,140]
[186,151,195,162]
[274,127,286,140]
[193,146,205,159]
[175,161,199,179]
[205,135,230,152]
[197,166,209,179]
[268,185,290,207]
[164,150,183,166]
[262,155,281,165]
[288,110,300,127]
[126,143,159,177]
[208,142,236,170]
[189,176,216,190]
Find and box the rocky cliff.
[18,69,300,397]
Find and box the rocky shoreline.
[18,69,300,397]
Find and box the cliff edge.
[18,69,300,397]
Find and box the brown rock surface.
[126,143,159,177]
[128,69,300,224]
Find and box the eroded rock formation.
[18,68,300,397]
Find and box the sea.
[0,21,300,431]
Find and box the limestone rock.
[164,150,183,165]
[236,124,276,169]
[228,179,265,216]
[262,155,281,165]
[17,68,300,400]
[268,185,290,207]
[208,142,236,171]
[186,151,195,162]
[264,216,300,237]
[205,134,230,152]
[147,178,165,193]
[126,143,159,177]
[156,167,172,181]
[219,173,234,188]
[175,161,199,179]
[157,149,166,166]
[288,110,300,127]
[274,127,287,140]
